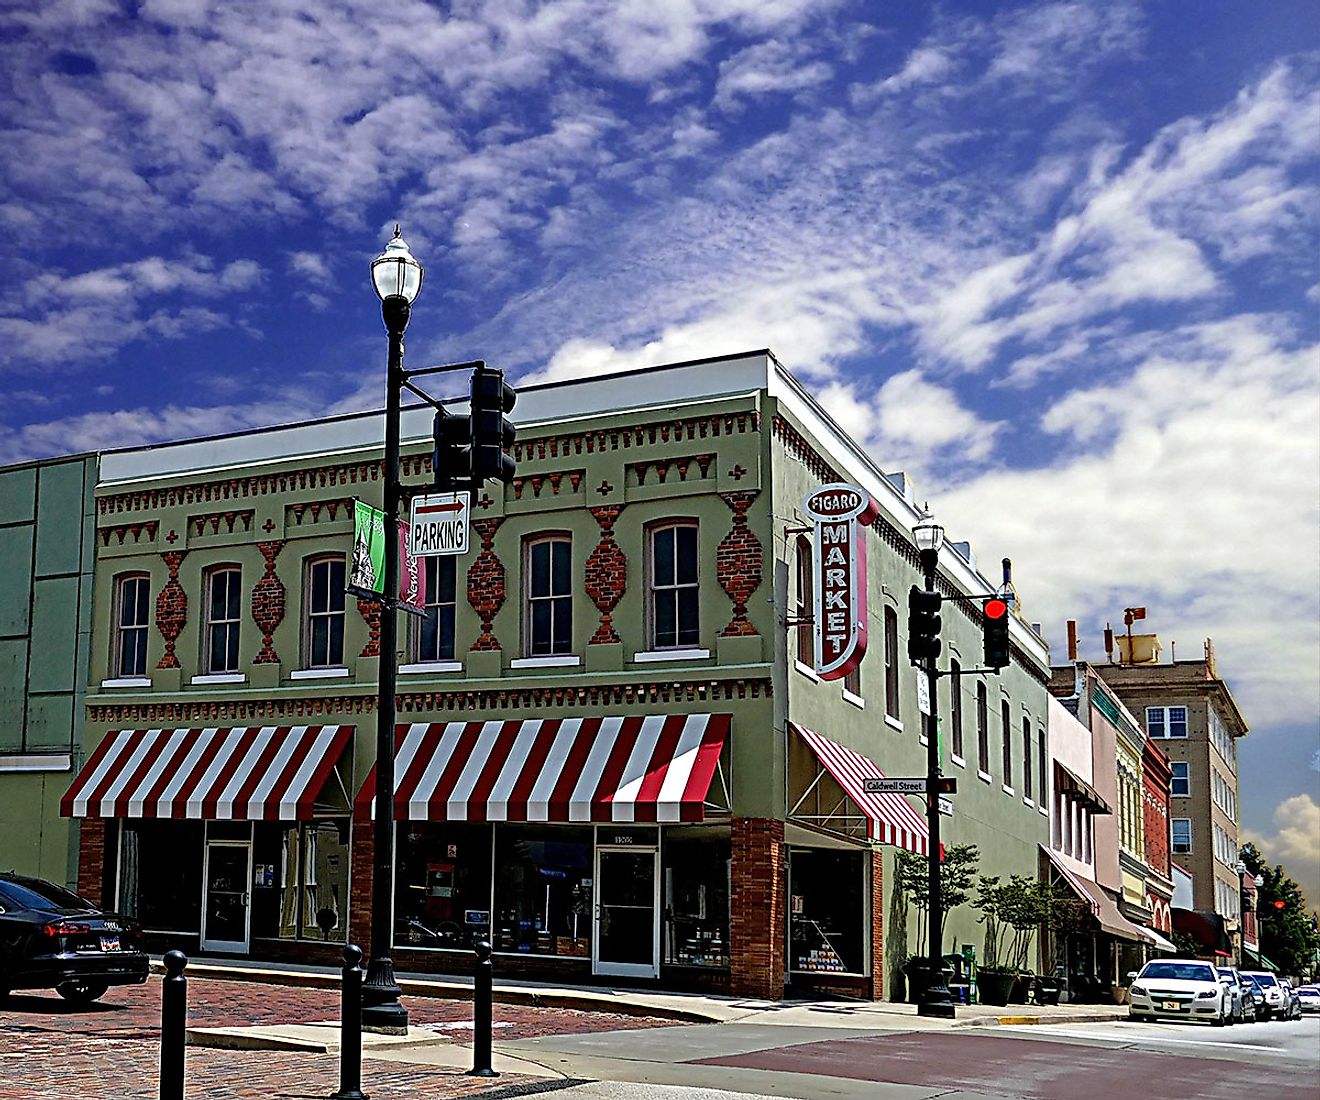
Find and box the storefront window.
[494,825,593,957]
[248,818,350,942]
[662,829,730,968]
[788,849,866,974]
[118,821,203,933]
[394,822,493,950]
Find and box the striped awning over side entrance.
[1039,844,1103,916]
[355,714,731,823]
[60,726,353,821]
[790,723,933,856]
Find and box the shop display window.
[394,822,494,950]
[249,818,350,942]
[493,825,593,957]
[662,829,730,968]
[788,849,866,975]
[117,821,203,933]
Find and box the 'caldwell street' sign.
[802,482,879,681]
[863,777,927,795]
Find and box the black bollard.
[159,950,187,1100]
[330,944,369,1100]
[467,940,499,1078]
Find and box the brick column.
[868,848,885,1000]
[77,819,106,906]
[730,817,786,998]
[349,816,375,951]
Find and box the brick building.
[56,351,1051,999]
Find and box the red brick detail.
[288,497,354,526]
[730,817,786,998]
[348,821,375,951]
[189,510,255,537]
[251,540,286,664]
[154,550,189,669]
[98,460,383,516]
[628,453,716,486]
[869,849,885,999]
[585,505,627,645]
[717,490,762,638]
[512,411,759,463]
[77,819,107,907]
[1142,739,1172,880]
[510,469,585,500]
[98,520,159,546]
[467,518,507,651]
[357,598,382,658]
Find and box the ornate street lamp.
[360,227,424,1034]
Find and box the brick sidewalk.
[0,975,669,1098]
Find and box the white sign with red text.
[410,491,470,557]
[802,483,879,681]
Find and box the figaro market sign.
[802,483,879,681]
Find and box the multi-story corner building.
[1141,737,1175,948]
[1093,640,1250,960]
[0,454,100,886]
[56,351,1052,1000]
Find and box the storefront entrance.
[593,846,659,979]
[201,839,252,954]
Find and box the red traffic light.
[1273,899,1286,909]
[984,598,1009,620]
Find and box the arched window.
[304,555,346,668]
[112,572,151,678]
[794,535,812,667]
[416,556,458,662]
[1001,699,1013,789]
[883,606,899,719]
[525,535,572,656]
[648,522,699,650]
[949,659,964,759]
[204,565,242,674]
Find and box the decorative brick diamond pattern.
[251,540,286,664]
[717,489,762,638]
[586,504,627,645]
[154,550,188,669]
[467,517,506,651]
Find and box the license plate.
[1162,1000,1180,1010]
[100,936,121,952]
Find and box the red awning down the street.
[60,726,353,821]
[1039,845,1102,917]
[355,714,731,823]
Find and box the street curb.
[955,1012,1128,1027]
[149,960,719,1025]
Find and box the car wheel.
[1211,1004,1226,1027]
[55,980,109,1006]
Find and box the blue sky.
[2,2,1317,895]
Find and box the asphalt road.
[497,1015,1320,1099]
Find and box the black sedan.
[0,873,149,1005]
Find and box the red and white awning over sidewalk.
[61,726,353,821]
[356,714,731,823]
[789,722,934,856]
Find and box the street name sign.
[939,796,954,817]
[916,670,931,716]
[863,777,926,795]
[410,491,470,556]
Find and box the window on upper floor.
[1022,715,1033,800]
[204,565,242,674]
[794,535,813,667]
[649,522,699,650]
[304,555,346,668]
[1171,761,1190,797]
[883,606,899,720]
[526,534,573,657]
[1037,727,1047,808]
[1001,700,1013,789]
[416,555,458,663]
[844,664,861,699]
[112,572,151,678]
[976,682,989,774]
[1171,817,1192,854]
[1146,705,1188,739]
[950,659,964,759]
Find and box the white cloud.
[1242,794,1320,911]
[713,40,833,110]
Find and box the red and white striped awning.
[356,714,731,823]
[791,723,933,856]
[61,726,353,821]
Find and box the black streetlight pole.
[361,228,423,1034]
[914,511,955,1019]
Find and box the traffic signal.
[907,585,942,664]
[936,776,958,795]
[1273,899,1286,910]
[469,365,517,484]
[432,406,471,489]
[983,597,1010,669]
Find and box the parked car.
[1241,970,1288,1020]
[1216,966,1253,1023]
[1128,959,1232,1025]
[1278,980,1302,1020]
[1295,985,1320,1014]
[0,873,149,1005]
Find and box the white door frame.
[592,845,660,980]
[201,837,253,954]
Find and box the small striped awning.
[1040,844,1102,916]
[790,723,933,856]
[355,714,731,823]
[61,726,353,821]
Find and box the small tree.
[894,844,980,957]
[974,875,1008,969]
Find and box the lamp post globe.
[913,506,944,577]
[371,226,424,305]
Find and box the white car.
[1241,970,1288,1020]
[1296,985,1320,1014]
[1129,959,1232,1025]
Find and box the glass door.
[593,847,659,979]
[201,840,252,953]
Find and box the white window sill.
[884,714,903,733]
[1002,784,1016,796]
[399,661,463,674]
[842,689,864,709]
[633,648,711,663]
[950,753,966,769]
[0,753,71,773]
[290,667,350,680]
[793,660,819,682]
[1038,805,1049,817]
[509,655,581,669]
[978,770,993,784]
[190,673,246,685]
[1023,796,1035,808]
[101,677,151,689]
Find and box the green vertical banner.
[350,499,386,595]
